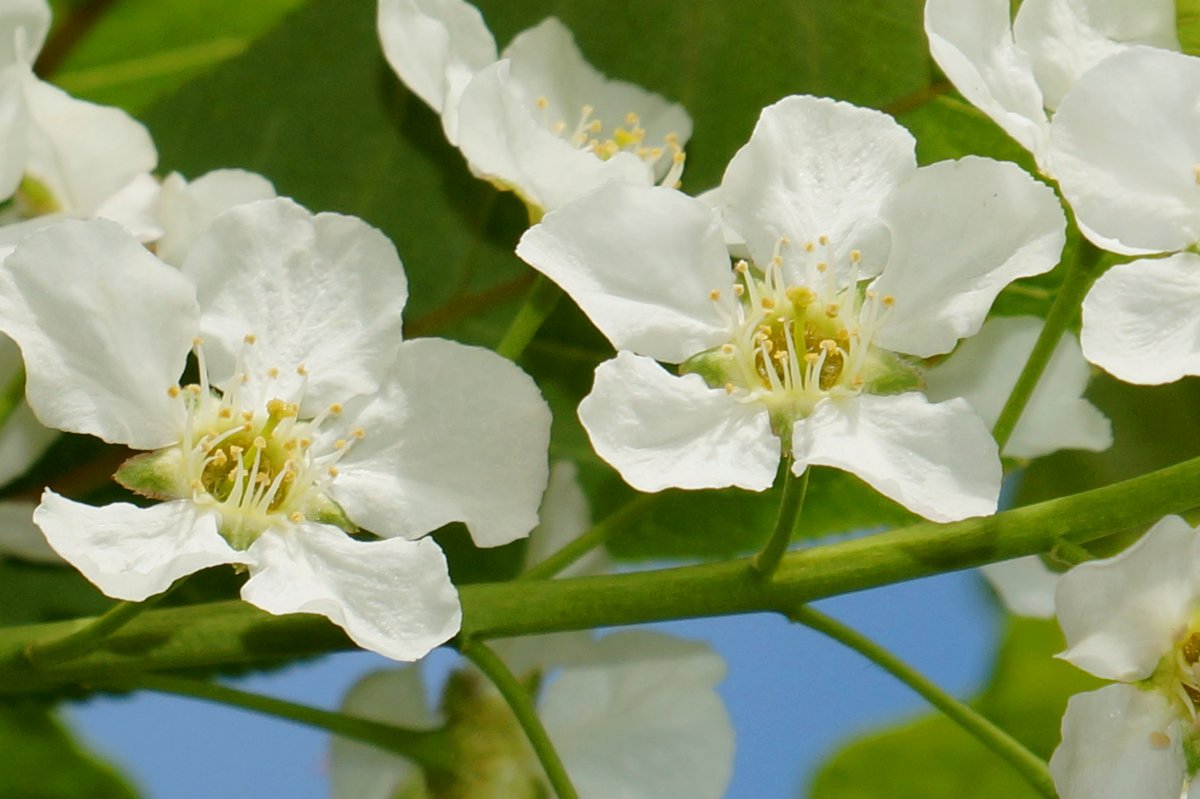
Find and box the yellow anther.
[1193,164,1200,185]
[852,375,865,388]
[239,374,249,385]
[804,353,820,364]
[300,438,311,448]
[296,364,308,376]
[243,334,256,345]
[218,408,233,419]
[786,286,814,305]
[536,96,549,110]
[866,289,878,299]
[850,250,862,263]
[229,445,244,457]
[733,285,745,297]
[773,350,788,361]
[825,303,840,317]
[721,344,734,354]
[284,439,297,450]
[329,403,343,415]
[724,382,735,394]
[804,242,815,253]
[352,428,365,440]
[816,262,828,272]
[211,450,228,466]
[267,367,280,379]
[710,289,722,301]
[771,255,783,267]
[882,295,895,307]
[837,327,850,341]
[192,337,204,348]
[625,111,639,126]
[734,260,749,273]
[190,478,204,491]
[580,103,594,117]
[761,340,774,353]
[252,436,267,449]
[673,151,685,165]
[334,439,347,450]
[241,410,254,421]
[290,512,304,523]
[665,132,680,145]
[167,386,181,398]
[328,466,339,478]
[818,234,829,245]
[267,398,297,418]
[821,339,837,351]
[761,297,776,310]
[241,422,253,432]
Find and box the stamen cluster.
[536,99,686,187]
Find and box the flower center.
[535,98,686,187]
[682,237,919,432]
[118,336,359,550]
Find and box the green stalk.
[495,274,563,361]
[460,640,579,799]
[992,241,1104,452]
[751,464,809,577]
[1048,538,1094,566]
[104,672,454,771]
[0,366,25,432]
[0,448,1196,695]
[790,605,1057,798]
[26,589,169,665]
[518,495,654,581]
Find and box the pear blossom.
[1050,515,1200,799]
[377,0,690,215]
[0,197,552,661]
[330,464,733,799]
[517,95,1066,522]
[924,0,1178,171]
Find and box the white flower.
[0,0,156,219]
[925,0,1178,171]
[924,314,1111,461]
[332,631,732,799]
[1050,515,1200,799]
[517,95,1066,522]
[0,197,552,661]
[377,0,690,214]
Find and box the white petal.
[185,197,408,411]
[516,183,733,363]
[242,522,461,662]
[22,73,157,215]
[93,173,165,241]
[0,219,197,448]
[870,157,1066,357]
[1080,254,1200,385]
[1013,0,1178,110]
[376,0,496,121]
[1050,684,1186,799]
[154,169,276,266]
[923,315,1111,459]
[793,393,1000,522]
[540,630,733,799]
[0,501,56,563]
[331,667,439,799]
[1049,47,1200,255]
[0,333,56,488]
[0,66,28,201]
[924,0,1050,163]
[524,461,608,578]
[1057,515,1200,681]
[33,492,236,601]
[333,337,551,548]
[501,17,691,183]
[0,0,48,67]
[720,95,916,275]
[455,59,651,213]
[577,351,779,493]
[980,556,1059,618]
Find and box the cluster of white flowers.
[13,0,1200,793]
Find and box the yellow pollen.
[581,103,594,117]
[284,439,297,450]
[167,386,181,398]
[735,260,749,273]
[300,438,311,448]
[821,339,837,351]
[328,466,339,478]
[252,436,267,449]
[672,151,685,165]
[229,445,244,457]
[241,423,253,433]
[665,132,680,145]
[352,428,365,439]
[733,285,745,297]
[804,242,815,253]
[882,295,895,307]
[296,364,308,376]
[819,235,829,245]
[850,250,862,263]
[334,439,347,450]
[724,382,735,394]
[825,303,840,317]
[190,478,204,491]
[218,408,233,419]
[816,262,828,273]
[329,403,343,415]
[721,344,734,354]
[804,353,820,364]
[289,512,304,523]
[710,289,722,301]
[535,96,548,110]
[186,384,201,397]
[837,328,850,341]
[267,367,280,379]
[241,410,254,421]
[243,334,256,345]
[192,337,203,347]
[761,297,776,310]
[211,450,228,467]
[239,374,249,385]
[625,111,639,126]
[771,255,783,267]
[1149,731,1172,749]
[852,375,865,388]
[761,340,774,353]
[773,350,787,362]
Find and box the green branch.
[0,366,25,432]
[0,448,1195,695]
[518,494,654,581]
[460,640,579,799]
[790,605,1056,798]
[103,672,455,771]
[495,274,563,361]
[26,584,174,665]
[992,241,1104,452]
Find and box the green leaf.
[808,617,1101,799]
[46,0,308,112]
[0,702,139,798]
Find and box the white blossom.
[0,197,552,660]
[517,95,1066,522]
[1050,516,1200,799]
[377,0,690,214]
[924,0,1177,171]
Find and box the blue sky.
[66,569,998,798]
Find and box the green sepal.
[15,175,59,218]
[306,495,357,534]
[679,347,736,389]
[865,352,924,395]
[114,448,188,500]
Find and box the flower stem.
[495,274,563,362]
[1048,538,1094,567]
[459,639,579,799]
[992,241,1104,452]
[788,604,1057,799]
[751,464,809,577]
[101,672,455,771]
[518,494,655,581]
[0,365,25,432]
[25,588,171,665]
